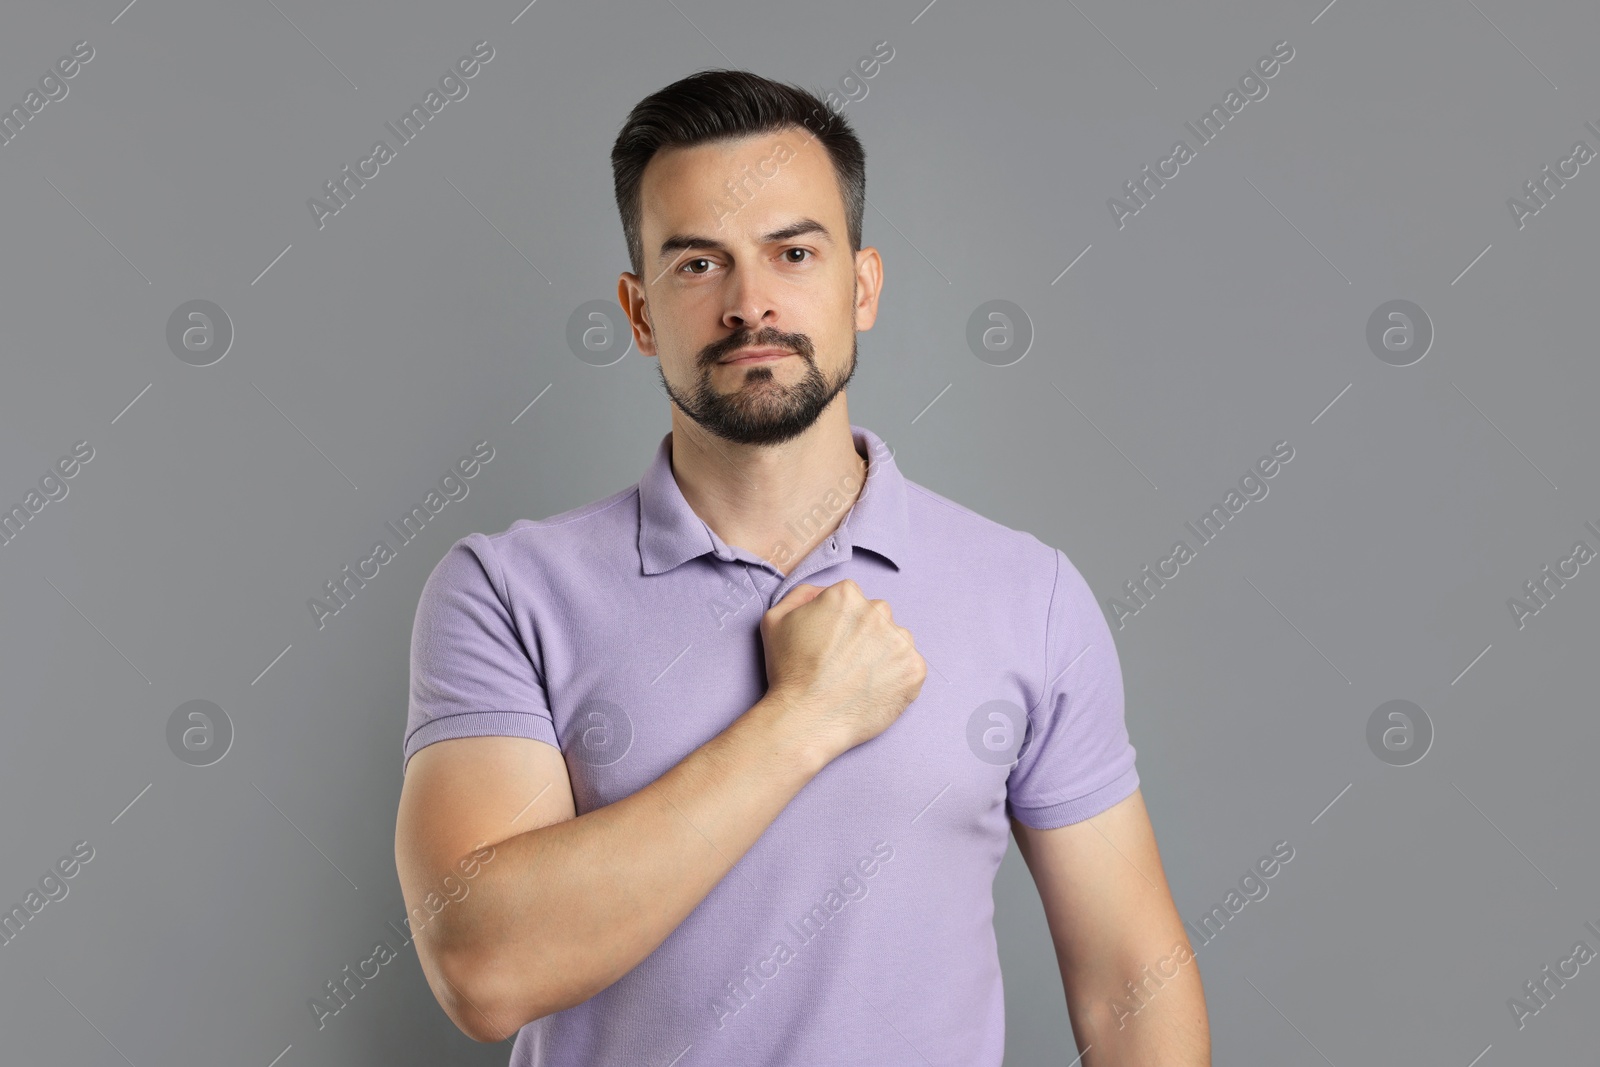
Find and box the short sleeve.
[1006,548,1139,828]
[403,533,559,775]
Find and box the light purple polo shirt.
[405,423,1139,1066]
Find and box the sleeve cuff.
[1007,764,1140,829]
[402,709,560,774]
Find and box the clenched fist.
[758,578,928,764]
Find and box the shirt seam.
[904,481,970,522]
[1030,547,1065,723]
[1009,764,1140,825]
[476,532,549,692]
[484,485,637,539]
[404,706,552,748]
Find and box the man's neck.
[667,404,867,577]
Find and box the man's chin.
[695,405,823,445]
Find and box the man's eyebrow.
[655,218,834,262]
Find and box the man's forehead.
[639,129,841,236]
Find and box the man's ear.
[617,273,657,356]
[852,246,883,332]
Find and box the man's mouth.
[719,347,794,365]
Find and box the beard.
[657,324,858,446]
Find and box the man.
[394,69,1209,1065]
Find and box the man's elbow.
[429,941,550,1043]
[421,914,619,1041]
[447,988,520,1044]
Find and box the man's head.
[612,69,882,446]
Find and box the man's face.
[618,126,881,446]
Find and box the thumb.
[765,582,825,625]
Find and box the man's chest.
[530,558,1046,838]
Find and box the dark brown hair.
[611,69,866,278]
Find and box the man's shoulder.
[491,483,639,542]
[901,475,1061,576]
[900,476,1110,668]
[432,483,641,583]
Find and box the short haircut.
[611,68,866,278]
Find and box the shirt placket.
[769,534,847,606]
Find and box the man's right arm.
[393,688,829,1042]
[396,576,927,1042]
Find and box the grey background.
[1,0,1596,1063]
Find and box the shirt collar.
[638,423,908,575]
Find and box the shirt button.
[828,538,837,549]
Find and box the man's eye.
[783,248,811,263]
[681,258,713,274]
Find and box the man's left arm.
[1011,787,1211,1066]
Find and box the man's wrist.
[745,690,835,781]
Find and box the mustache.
[700,327,815,367]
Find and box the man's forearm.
[1065,941,1212,1066]
[429,692,828,1039]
